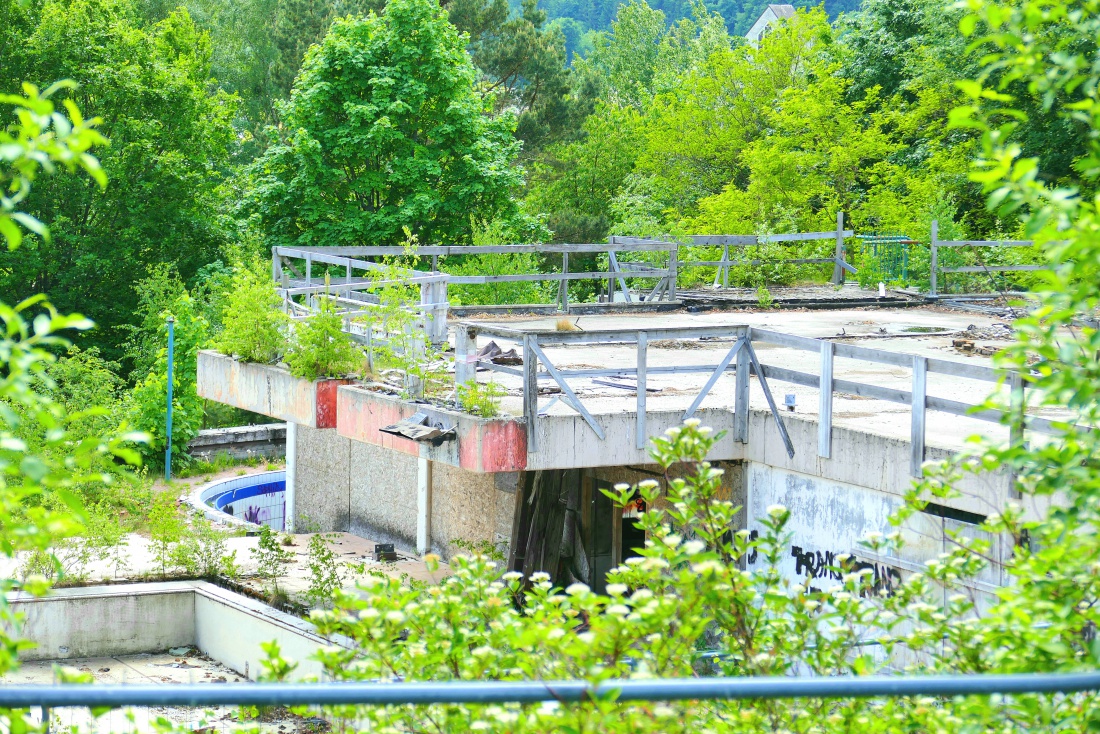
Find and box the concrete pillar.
[417,457,433,555]
[285,422,297,533]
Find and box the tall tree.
[245,0,523,247]
[0,0,237,365]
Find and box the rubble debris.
[474,340,522,367]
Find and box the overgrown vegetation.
[457,379,506,418]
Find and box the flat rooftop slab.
[460,306,1070,453]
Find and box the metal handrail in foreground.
[3,672,1100,708]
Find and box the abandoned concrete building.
[195,230,1059,603]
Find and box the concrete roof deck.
[459,306,1072,453]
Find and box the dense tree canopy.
[244,0,524,247]
[0,0,236,365]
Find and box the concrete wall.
[10,583,194,661]
[8,582,332,681]
[294,425,352,532]
[295,425,518,559]
[744,462,1003,599]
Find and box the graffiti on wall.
[790,544,903,597]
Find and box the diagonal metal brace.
[745,342,796,459]
[682,338,746,421]
[528,342,606,440]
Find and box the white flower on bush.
[766,504,787,517]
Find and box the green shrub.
[285,293,362,381]
[457,379,505,417]
[218,259,288,363]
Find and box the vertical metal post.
[164,316,175,481]
[42,706,50,734]
[832,211,846,285]
[417,458,433,555]
[735,327,750,443]
[523,334,539,453]
[930,219,939,297]
[636,332,648,450]
[910,356,927,477]
[818,341,833,458]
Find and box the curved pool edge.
[186,470,287,532]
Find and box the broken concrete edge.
[188,423,287,460]
[337,385,527,473]
[196,351,352,429]
[7,581,352,680]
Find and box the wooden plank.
[636,332,647,450]
[749,327,820,352]
[688,235,758,246]
[559,253,569,311]
[283,242,678,256]
[832,342,913,368]
[447,270,669,285]
[523,335,539,454]
[757,364,819,388]
[941,264,1045,273]
[925,357,1001,383]
[911,356,927,477]
[763,230,854,243]
[936,240,1034,247]
[682,338,746,420]
[735,330,750,443]
[819,341,834,458]
[832,211,846,285]
[745,343,795,458]
[832,378,910,404]
[930,220,939,297]
[507,471,536,573]
[528,342,606,440]
[608,251,633,303]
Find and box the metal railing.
[4,671,1100,709]
[456,323,1074,476]
[929,220,1043,297]
[614,212,856,287]
[276,242,680,312]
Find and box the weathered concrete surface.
[300,424,518,558]
[9,582,194,661]
[294,424,351,531]
[337,386,527,472]
[745,462,1003,605]
[8,581,332,681]
[197,351,348,428]
[188,423,286,460]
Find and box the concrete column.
[285,422,297,533]
[417,457,433,555]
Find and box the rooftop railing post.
[636,331,648,450]
[818,341,834,458]
[910,355,927,477]
[1009,370,1025,501]
[832,211,846,285]
[668,246,678,301]
[559,253,569,311]
[455,326,474,390]
[930,220,939,297]
[523,334,539,453]
[735,326,750,443]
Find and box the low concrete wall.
[188,423,286,460]
[9,582,331,681]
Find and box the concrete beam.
[197,351,349,428]
[336,386,528,472]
